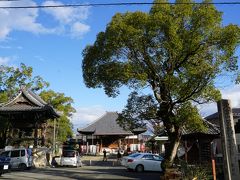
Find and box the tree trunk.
[0,137,6,148]
[161,129,181,171]
[0,129,8,148]
[157,84,181,171]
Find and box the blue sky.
[0,0,240,131]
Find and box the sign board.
[154,136,169,141]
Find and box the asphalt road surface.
[1,156,162,180]
[1,166,162,180]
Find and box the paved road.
[1,166,161,180]
[1,156,162,180]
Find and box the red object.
[212,159,216,180]
[128,159,134,162]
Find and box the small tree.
[82,0,240,168]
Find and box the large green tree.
[82,0,240,168]
[39,90,75,145]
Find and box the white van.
[60,150,82,167]
[0,148,33,170]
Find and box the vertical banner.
[217,99,240,180]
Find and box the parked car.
[0,148,33,170]
[121,153,163,172]
[60,150,82,167]
[0,155,10,176]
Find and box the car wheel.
[135,164,144,172]
[18,163,27,170]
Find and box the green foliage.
[82,0,240,166]
[180,161,211,180]
[173,102,207,132]
[40,90,76,117]
[118,91,159,131]
[0,63,49,103]
[40,90,75,144]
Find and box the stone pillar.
[217,99,240,180]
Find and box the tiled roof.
[78,112,133,136]
[205,108,240,120]
[0,87,59,118]
[182,120,220,135]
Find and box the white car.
[60,150,82,167]
[121,153,163,172]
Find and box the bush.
[179,161,212,180]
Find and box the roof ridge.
[1,88,46,108]
[21,89,45,107]
[26,89,47,106]
[1,91,22,107]
[78,111,109,131]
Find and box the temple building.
[205,108,240,167]
[0,87,60,148]
[77,112,147,154]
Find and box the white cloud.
[42,1,89,24]
[70,22,90,38]
[199,85,240,117]
[34,55,45,62]
[0,0,54,40]
[0,45,11,49]
[70,106,106,131]
[221,85,240,107]
[0,0,90,40]
[0,56,11,65]
[42,1,90,38]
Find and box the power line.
[0,2,240,9]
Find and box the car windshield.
[62,151,75,157]
[128,153,141,158]
[153,155,163,161]
[0,151,9,157]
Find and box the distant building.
[77,112,147,154]
[205,108,240,164]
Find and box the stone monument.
[217,99,240,180]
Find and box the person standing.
[103,149,107,161]
[117,150,121,162]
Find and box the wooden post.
[41,123,46,146]
[34,122,38,148]
[100,138,103,152]
[53,118,56,155]
[211,141,216,180]
[184,140,188,163]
